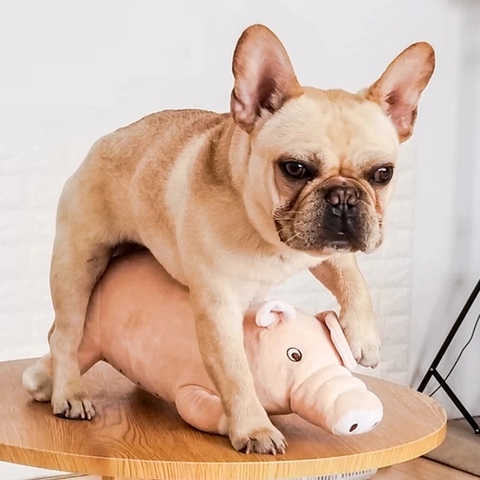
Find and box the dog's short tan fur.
[25,25,434,454]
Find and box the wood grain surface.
[34,458,477,480]
[0,359,446,480]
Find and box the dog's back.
[56,108,229,249]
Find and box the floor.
[375,457,478,479]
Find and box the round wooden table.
[0,359,446,480]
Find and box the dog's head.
[230,25,435,254]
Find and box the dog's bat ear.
[365,42,435,143]
[230,24,304,133]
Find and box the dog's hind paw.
[230,421,287,454]
[52,390,96,420]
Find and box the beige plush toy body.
[24,251,383,437]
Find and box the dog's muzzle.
[321,184,362,250]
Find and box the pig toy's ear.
[254,300,297,328]
[315,311,358,371]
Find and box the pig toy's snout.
[290,366,384,435]
[331,407,382,435]
[330,389,384,436]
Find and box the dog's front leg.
[310,253,380,368]
[189,286,287,454]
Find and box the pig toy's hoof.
[332,406,383,435]
[23,363,53,402]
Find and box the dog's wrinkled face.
[255,89,398,254]
[230,25,435,255]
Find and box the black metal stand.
[417,278,480,435]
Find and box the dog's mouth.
[277,227,359,254]
[321,232,357,252]
[273,180,384,255]
[274,207,379,254]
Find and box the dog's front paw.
[342,316,381,368]
[52,383,96,420]
[229,419,287,455]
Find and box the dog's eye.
[369,166,394,185]
[280,161,313,181]
[286,347,302,362]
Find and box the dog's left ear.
[230,24,304,133]
[366,42,435,142]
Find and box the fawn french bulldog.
[27,24,434,454]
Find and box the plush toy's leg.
[23,344,101,403]
[23,354,54,402]
[175,385,227,435]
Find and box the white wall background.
[408,0,480,424]
[0,1,478,479]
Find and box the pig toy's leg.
[175,385,228,435]
[23,354,55,402]
[23,338,102,411]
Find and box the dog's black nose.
[325,185,359,210]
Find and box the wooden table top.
[0,359,446,480]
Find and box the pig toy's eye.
[286,347,302,362]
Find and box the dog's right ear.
[230,24,304,133]
[366,42,435,143]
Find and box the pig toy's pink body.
[24,251,383,436]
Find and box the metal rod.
[418,278,480,393]
[432,370,480,434]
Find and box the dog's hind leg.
[47,216,112,420]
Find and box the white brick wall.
[0,140,87,360]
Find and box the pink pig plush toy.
[24,251,383,437]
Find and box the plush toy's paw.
[342,315,381,368]
[52,383,96,420]
[23,363,53,402]
[230,420,287,454]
